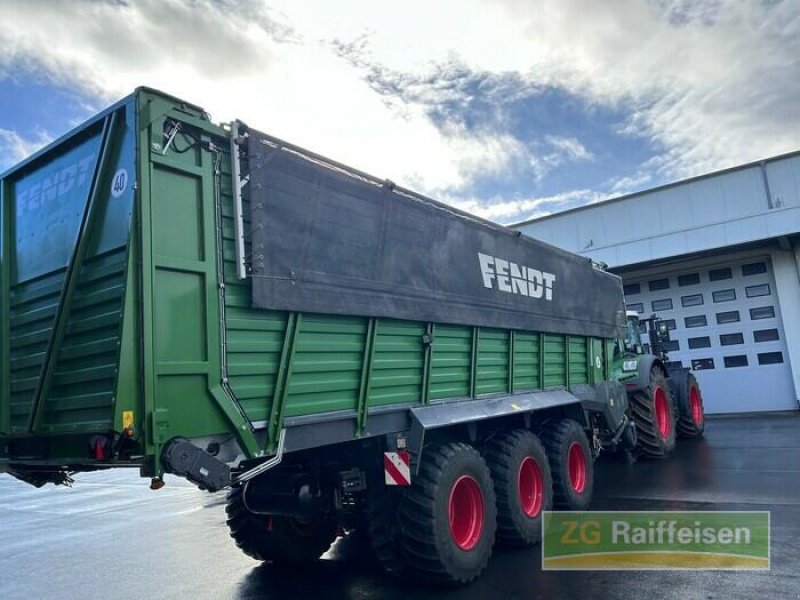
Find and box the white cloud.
[0,0,798,223]
[445,188,607,223]
[0,128,52,168]
[0,0,532,195]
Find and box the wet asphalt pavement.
[1,412,799,600]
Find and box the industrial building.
[513,151,800,414]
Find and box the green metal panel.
[284,314,367,416]
[513,331,541,391]
[543,333,567,389]
[429,324,472,400]
[475,327,509,395]
[0,178,10,434]
[367,319,425,408]
[568,336,589,385]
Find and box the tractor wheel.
[485,429,552,546]
[677,373,705,438]
[630,367,677,459]
[398,442,497,585]
[225,486,338,564]
[542,419,594,510]
[366,480,409,576]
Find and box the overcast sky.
[1,0,798,223]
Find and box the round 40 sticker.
[111,168,128,198]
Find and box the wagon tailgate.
[1,101,136,437]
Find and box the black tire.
[542,419,593,510]
[225,486,338,564]
[485,430,552,546]
[677,373,705,438]
[398,442,497,585]
[630,367,677,459]
[366,481,409,576]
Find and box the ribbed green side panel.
[219,153,286,424]
[368,319,425,407]
[513,331,541,391]
[285,314,367,416]
[8,248,127,431]
[429,324,471,400]
[568,336,589,385]
[543,333,566,388]
[45,249,127,430]
[476,327,508,395]
[7,269,66,429]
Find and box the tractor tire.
[542,419,594,510]
[485,429,552,546]
[225,486,338,564]
[630,367,677,459]
[366,481,409,576]
[677,373,705,438]
[398,442,497,585]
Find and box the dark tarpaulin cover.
[248,131,625,339]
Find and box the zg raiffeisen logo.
[542,511,770,570]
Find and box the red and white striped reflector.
[383,451,411,486]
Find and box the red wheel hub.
[517,457,544,517]
[654,386,671,439]
[448,475,484,550]
[689,386,703,425]
[567,443,587,493]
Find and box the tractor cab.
[623,310,672,361]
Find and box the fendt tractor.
[617,311,705,458]
[0,88,705,585]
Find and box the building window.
[716,311,740,324]
[688,336,711,349]
[663,319,676,330]
[745,284,771,298]
[662,340,680,352]
[742,262,767,276]
[720,333,745,346]
[712,289,736,303]
[709,267,732,281]
[649,278,670,291]
[681,294,704,307]
[753,329,779,343]
[692,358,714,370]
[758,352,784,365]
[678,273,700,287]
[627,303,644,314]
[623,283,641,296]
[651,299,673,312]
[749,306,775,320]
[665,361,683,369]
[684,315,708,328]
[724,355,748,368]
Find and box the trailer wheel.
[366,482,409,576]
[630,367,677,458]
[398,442,496,584]
[542,419,593,510]
[677,373,705,438]
[225,486,337,564]
[485,430,552,546]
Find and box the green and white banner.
[542,511,770,570]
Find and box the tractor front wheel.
[677,373,705,438]
[630,367,677,459]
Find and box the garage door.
[622,256,795,414]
